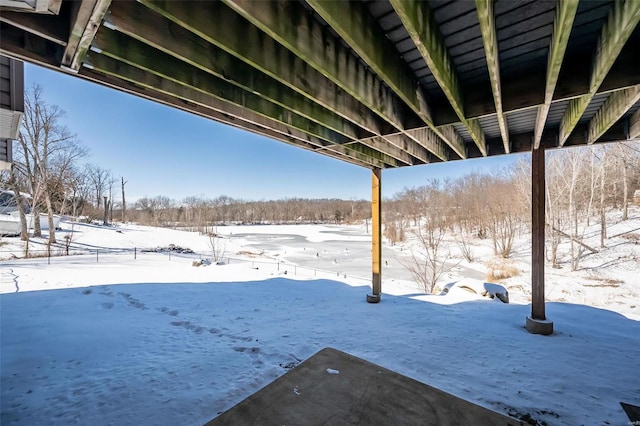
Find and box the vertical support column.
[367,168,382,303]
[526,146,553,334]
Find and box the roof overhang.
[1,0,638,169]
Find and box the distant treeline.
[5,84,638,265]
[126,196,371,228]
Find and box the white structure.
[0,56,24,171]
[0,189,60,236]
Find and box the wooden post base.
[525,316,554,335]
[366,294,381,303]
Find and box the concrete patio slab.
[206,347,524,425]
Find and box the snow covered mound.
[440,280,509,303]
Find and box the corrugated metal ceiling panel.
[547,100,571,127]
[623,100,640,119]
[477,115,502,139]
[453,122,471,142]
[506,107,539,135]
[580,92,610,123]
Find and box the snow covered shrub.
[208,227,226,263]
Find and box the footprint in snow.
[233,346,261,354]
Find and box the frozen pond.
[227,225,485,284]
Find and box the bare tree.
[14,84,86,244]
[402,181,455,294]
[597,146,608,248]
[121,177,128,223]
[6,166,29,242]
[455,231,474,262]
[406,214,453,294]
[611,142,640,220]
[549,148,597,271]
[208,227,226,263]
[108,175,116,223]
[87,164,110,210]
[135,197,160,225]
[487,177,523,258]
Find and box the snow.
[1,210,640,425]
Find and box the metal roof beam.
[391,0,487,156]
[587,85,640,144]
[476,0,509,154]
[559,0,640,146]
[305,0,462,160]
[533,0,579,149]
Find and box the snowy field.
[1,210,639,425]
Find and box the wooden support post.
[367,168,382,303]
[527,146,553,335]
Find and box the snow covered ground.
[1,210,639,425]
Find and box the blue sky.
[26,63,526,202]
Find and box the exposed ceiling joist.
[129,1,382,137]
[1,0,638,170]
[588,85,640,144]
[61,0,110,71]
[86,49,354,148]
[305,0,463,160]
[630,109,640,140]
[0,21,63,66]
[360,136,415,166]
[475,0,509,154]
[94,29,368,144]
[334,143,397,168]
[305,0,429,123]
[222,1,403,131]
[131,0,409,167]
[77,67,372,168]
[0,0,61,14]
[431,41,640,127]
[222,0,450,162]
[559,0,640,146]
[383,134,433,164]
[0,10,68,45]
[391,0,487,156]
[533,0,579,149]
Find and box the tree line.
[385,142,639,291]
[0,85,126,249]
[131,195,370,230]
[2,85,639,272]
